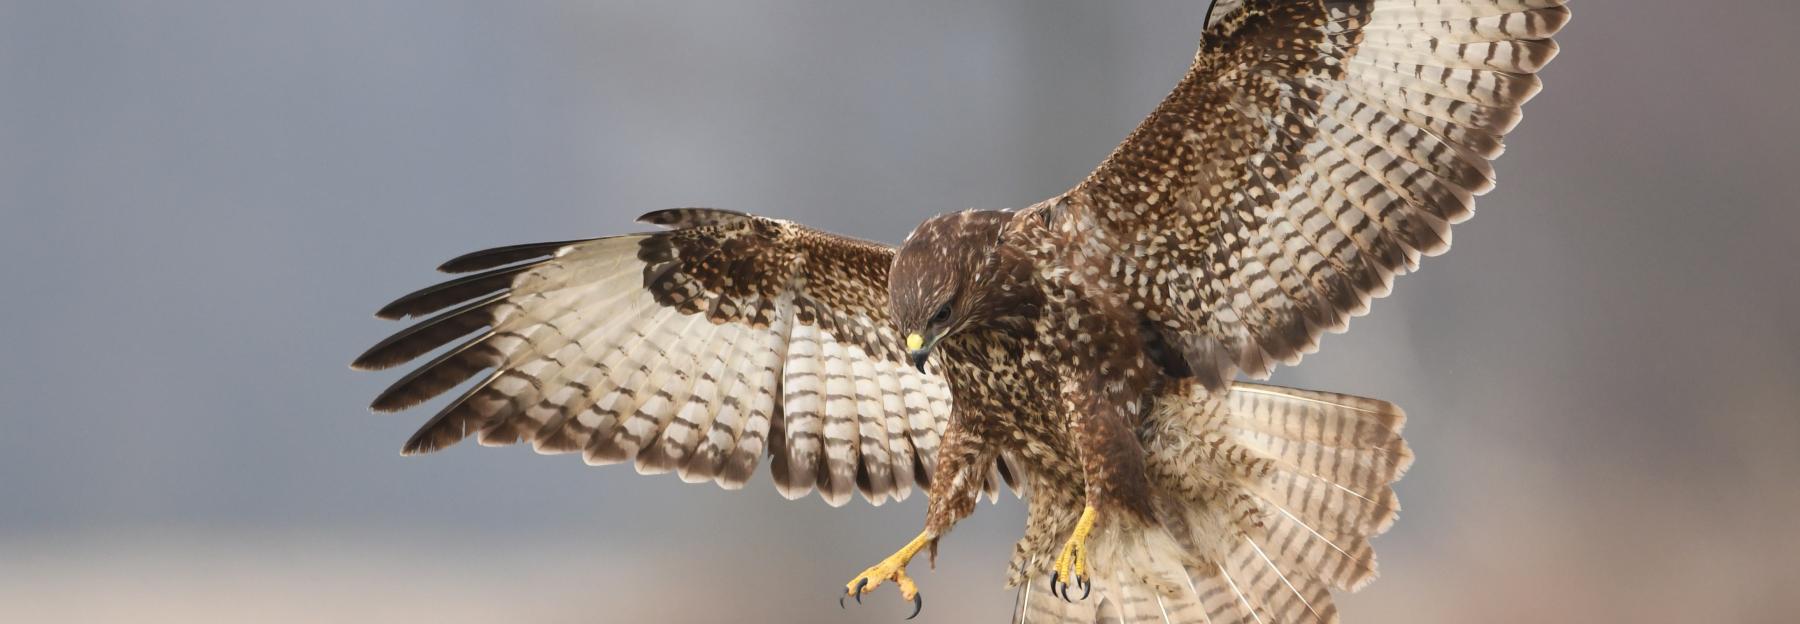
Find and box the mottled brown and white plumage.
[355,1,1566,622]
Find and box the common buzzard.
[355,1,1568,621]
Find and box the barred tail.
[1014,382,1412,623]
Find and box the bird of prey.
[353,1,1567,621]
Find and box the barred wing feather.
[354,208,960,507]
[1058,0,1569,388]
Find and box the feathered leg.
[1050,376,1157,602]
[841,421,994,619]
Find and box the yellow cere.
[906,333,924,351]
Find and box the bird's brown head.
[888,209,1024,372]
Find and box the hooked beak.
[906,333,933,373]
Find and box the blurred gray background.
[3,1,1796,622]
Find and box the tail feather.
[1012,568,1198,624]
[1017,381,1409,623]
[1248,468,1400,537]
[1252,499,1380,591]
[1225,384,1407,451]
[1220,536,1340,623]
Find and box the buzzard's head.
[888,210,1017,372]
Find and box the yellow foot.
[841,531,931,619]
[1050,506,1098,602]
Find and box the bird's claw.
[841,555,924,619]
[1047,569,1092,602]
[839,578,869,608]
[1049,506,1099,602]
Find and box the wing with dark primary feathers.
[354,208,1018,506]
[1052,0,1569,388]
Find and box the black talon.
[852,578,868,605]
[1078,577,1091,601]
[1048,570,1060,595]
[906,593,923,620]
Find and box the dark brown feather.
[373,263,537,320]
[436,239,591,274]
[351,291,505,371]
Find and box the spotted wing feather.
[1052,0,1569,386]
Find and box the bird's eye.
[929,303,953,326]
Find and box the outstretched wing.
[1052,0,1569,387]
[354,208,959,506]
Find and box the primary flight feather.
[355,1,1567,621]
